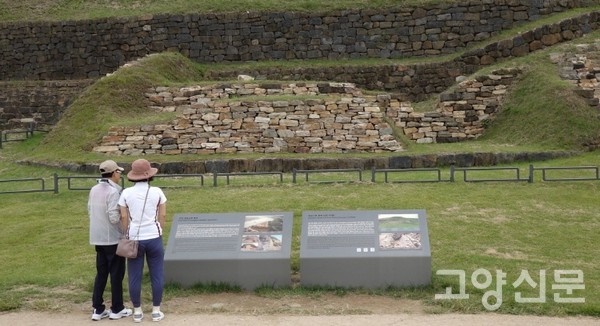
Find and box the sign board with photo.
[300,209,431,288]
[164,212,293,290]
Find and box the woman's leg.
[127,243,145,308]
[145,237,164,306]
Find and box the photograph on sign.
[378,213,421,231]
[379,232,422,249]
[241,234,283,251]
[378,213,422,250]
[241,215,284,252]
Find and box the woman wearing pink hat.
[118,159,167,322]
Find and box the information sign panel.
[164,212,293,290]
[300,210,431,288]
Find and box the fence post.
[292,168,297,183]
[213,172,218,187]
[371,166,376,183]
[27,123,34,138]
[528,164,534,183]
[53,173,59,194]
[449,164,455,182]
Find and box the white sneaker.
[151,311,165,322]
[91,309,110,321]
[109,307,133,320]
[133,311,143,323]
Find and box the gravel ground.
[1,293,598,326]
[2,311,599,326]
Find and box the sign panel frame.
[164,212,293,290]
[299,209,431,288]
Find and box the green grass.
[478,52,600,150]
[1,153,600,315]
[1,0,600,318]
[0,0,475,23]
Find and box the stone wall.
[208,11,600,100]
[0,7,598,132]
[1,4,598,134]
[0,0,590,80]
[93,82,403,155]
[555,43,600,109]
[0,80,94,131]
[92,69,523,155]
[392,68,522,143]
[32,150,576,174]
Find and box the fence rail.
[533,166,600,182]
[292,168,363,184]
[1,164,599,195]
[450,166,528,183]
[372,167,445,183]
[0,177,55,194]
[0,124,38,149]
[154,174,205,188]
[213,172,282,187]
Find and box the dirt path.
[1,293,598,325]
[2,311,599,326]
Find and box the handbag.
[116,186,150,258]
[116,238,139,258]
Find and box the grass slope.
[36,52,205,162]
[0,0,462,22]
[478,46,600,150]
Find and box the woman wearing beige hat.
[118,159,167,322]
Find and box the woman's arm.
[157,203,167,229]
[119,205,129,235]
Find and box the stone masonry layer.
[390,68,522,144]
[208,11,600,100]
[94,82,403,155]
[2,10,598,133]
[0,7,598,133]
[0,0,591,80]
[92,68,522,155]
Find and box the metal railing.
[372,167,445,183]
[153,174,205,188]
[56,175,125,191]
[1,164,599,195]
[213,172,282,187]
[532,165,600,182]
[292,168,363,184]
[0,124,37,149]
[0,177,55,194]
[450,166,528,183]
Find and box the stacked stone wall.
[208,12,600,100]
[0,0,591,80]
[93,82,403,155]
[0,80,94,131]
[390,68,521,143]
[92,70,524,155]
[0,4,598,134]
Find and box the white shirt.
[118,182,167,241]
[88,179,122,245]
